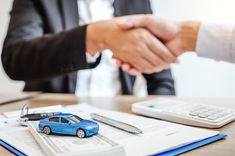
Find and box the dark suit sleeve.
[143,69,176,95]
[1,0,95,81]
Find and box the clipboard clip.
[19,104,62,126]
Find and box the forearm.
[86,20,125,55]
[196,23,235,63]
[172,21,201,55]
[86,21,107,55]
[178,21,235,64]
[2,26,90,81]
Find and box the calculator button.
[191,108,201,112]
[217,114,224,117]
[207,115,221,120]
[207,110,217,114]
[219,111,234,116]
[198,114,209,118]
[189,112,199,116]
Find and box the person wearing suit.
[2,0,175,96]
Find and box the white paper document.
[63,104,220,156]
[0,125,45,156]
[28,121,125,156]
[0,103,221,156]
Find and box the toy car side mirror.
[68,122,72,125]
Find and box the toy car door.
[59,117,74,135]
[48,117,60,133]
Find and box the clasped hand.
[86,15,200,75]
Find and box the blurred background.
[1,0,235,98]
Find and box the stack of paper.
[28,121,125,156]
[0,104,226,156]
[60,104,225,156]
[0,121,45,155]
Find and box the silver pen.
[90,113,143,134]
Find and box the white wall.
[151,0,235,98]
[0,0,235,97]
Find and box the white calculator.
[132,99,235,128]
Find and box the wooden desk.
[0,93,234,156]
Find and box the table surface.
[0,93,234,156]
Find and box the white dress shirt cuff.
[196,23,235,63]
[85,52,100,63]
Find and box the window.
[69,115,82,123]
[61,118,69,124]
[49,117,59,122]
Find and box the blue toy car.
[38,113,99,138]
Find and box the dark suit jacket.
[2,0,175,95]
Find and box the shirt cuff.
[85,52,100,63]
[196,22,235,63]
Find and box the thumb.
[116,17,134,30]
[116,15,179,42]
[116,15,150,30]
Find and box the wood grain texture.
[0,146,15,156]
[0,93,234,156]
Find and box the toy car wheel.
[43,126,51,135]
[77,129,86,138]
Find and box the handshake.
[87,15,201,75]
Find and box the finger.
[116,16,134,30]
[115,59,123,66]
[164,65,170,70]
[112,45,156,73]
[117,20,134,30]
[131,56,160,74]
[116,15,150,30]
[119,58,158,75]
[128,52,167,74]
[122,67,140,75]
[120,62,141,75]
[128,68,140,75]
[139,42,169,69]
[147,34,177,63]
[175,58,180,64]
[119,62,140,75]
[112,56,126,67]
[122,64,131,71]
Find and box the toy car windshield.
[69,115,82,123]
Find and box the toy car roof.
[51,113,75,118]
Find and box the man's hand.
[86,19,177,74]
[115,15,201,74]
[117,15,201,56]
